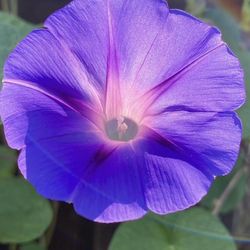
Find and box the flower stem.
[45,201,60,248]
[212,168,247,215]
[9,0,18,16]
[9,244,17,250]
[1,0,18,15]
[212,143,250,216]
[1,0,10,12]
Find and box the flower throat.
[105,116,138,142]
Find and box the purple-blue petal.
[0,84,147,222]
[4,29,93,103]
[108,0,169,93]
[143,152,213,213]
[131,10,245,114]
[134,111,242,214]
[0,83,103,200]
[44,0,109,93]
[0,84,93,149]
[72,144,147,222]
[146,111,242,176]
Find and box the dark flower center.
[105,116,138,142]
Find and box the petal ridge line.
[144,125,214,178]
[2,79,103,130]
[104,0,122,119]
[130,3,169,90]
[42,27,104,112]
[23,137,120,203]
[136,43,225,119]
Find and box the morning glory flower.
[0,0,245,223]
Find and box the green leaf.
[0,178,53,244]
[0,11,34,80]
[204,8,250,139]
[109,208,236,250]
[201,155,247,213]
[0,145,16,178]
[20,243,46,250]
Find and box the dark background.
[17,0,186,23]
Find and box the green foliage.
[0,178,53,244]
[109,208,236,250]
[204,8,250,139]
[0,145,16,178]
[201,155,247,213]
[0,11,34,80]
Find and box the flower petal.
[120,135,214,214]
[72,144,147,222]
[4,0,116,111]
[44,0,110,99]
[131,10,244,116]
[106,0,170,115]
[108,0,169,85]
[131,110,241,214]
[146,111,242,176]
[143,151,213,214]
[0,83,97,148]
[0,83,103,200]
[0,0,245,223]
[22,131,147,222]
[45,0,170,118]
[4,29,103,109]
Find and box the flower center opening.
[105,116,139,142]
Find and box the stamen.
[105,116,138,142]
[117,117,128,140]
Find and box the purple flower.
[0,0,245,223]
